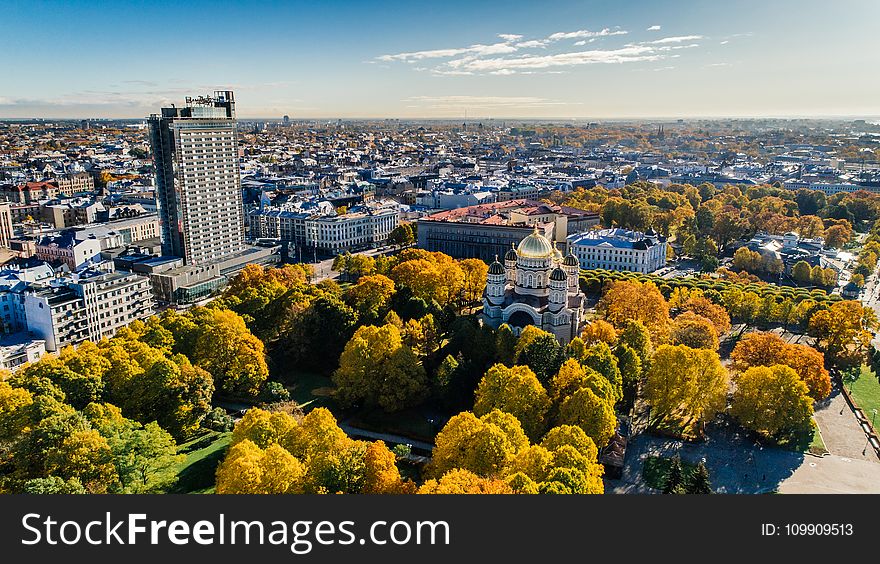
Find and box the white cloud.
[547,28,628,41]
[647,35,704,45]
[647,25,662,31]
[378,42,518,62]
[515,39,550,49]
[706,62,732,67]
[376,26,708,77]
[720,40,729,45]
[429,69,475,76]
[445,45,662,73]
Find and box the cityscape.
[1,0,880,498]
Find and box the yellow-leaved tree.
[643,344,728,436]
[473,363,551,440]
[731,365,813,439]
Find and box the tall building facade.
[149,91,244,266]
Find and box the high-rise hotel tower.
[149,91,244,265]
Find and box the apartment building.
[24,265,155,351]
[149,91,244,265]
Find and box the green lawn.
[769,419,827,456]
[284,370,336,411]
[642,455,698,490]
[169,431,231,494]
[851,366,880,428]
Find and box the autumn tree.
[599,280,670,341]
[580,320,618,347]
[809,300,877,369]
[671,312,719,350]
[216,440,306,494]
[557,387,617,448]
[792,260,813,284]
[731,365,813,439]
[582,342,622,402]
[343,274,395,323]
[189,309,268,398]
[677,292,731,335]
[418,469,514,494]
[112,354,214,441]
[730,332,831,401]
[429,410,528,478]
[619,320,653,367]
[732,247,762,273]
[643,345,728,435]
[334,324,428,412]
[460,258,489,303]
[473,364,550,440]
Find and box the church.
[481,226,585,344]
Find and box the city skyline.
[1,0,879,119]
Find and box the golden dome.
[517,226,555,258]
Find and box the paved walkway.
[338,423,435,452]
[813,383,876,461]
[608,424,880,494]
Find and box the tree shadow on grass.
[169,440,231,494]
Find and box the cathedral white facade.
[481,226,585,344]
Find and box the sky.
[1,0,879,120]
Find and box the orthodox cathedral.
[482,226,585,343]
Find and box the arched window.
[527,274,534,287]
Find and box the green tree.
[688,461,712,494]
[494,324,518,367]
[281,295,359,373]
[663,455,683,494]
[518,333,563,384]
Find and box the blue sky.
[1,0,878,119]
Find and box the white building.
[24,264,155,351]
[568,228,667,274]
[305,202,399,254]
[34,232,105,269]
[481,227,585,344]
[249,199,400,255]
[783,180,876,195]
[0,335,45,371]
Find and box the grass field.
[169,431,231,494]
[851,366,880,429]
[286,370,336,411]
[771,419,827,456]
